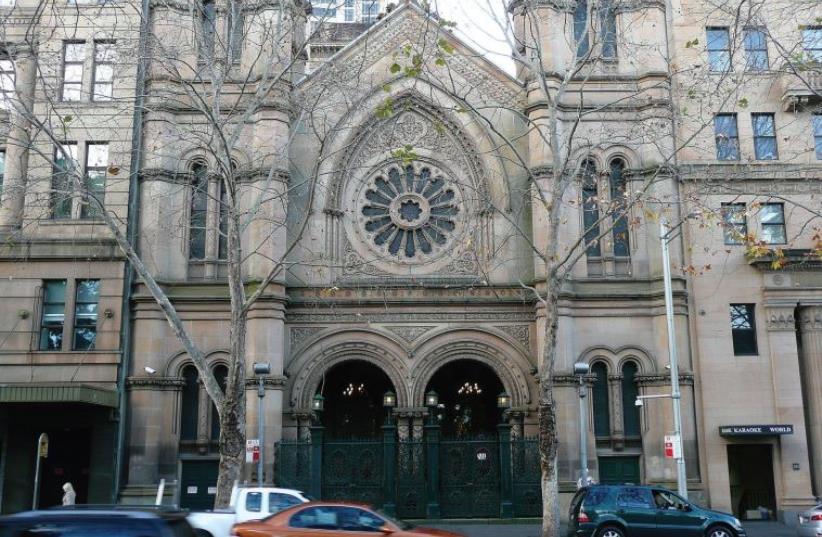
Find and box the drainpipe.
[112,0,150,503]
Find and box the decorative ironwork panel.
[322,438,384,506]
[275,440,312,493]
[511,437,542,517]
[439,436,500,518]
[396,440,426,518]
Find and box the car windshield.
[375,510,414,531]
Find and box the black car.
[0,507,198,537]
[568,485,746,537]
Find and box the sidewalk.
[427,521,795,537]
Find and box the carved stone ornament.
[126,376,185,391]
[384,326,435,344]
[766,310,796,332]
[495,324,531,349]
[290,326,326,349]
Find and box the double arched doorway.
[314,358,507,439]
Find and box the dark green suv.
[568,485,746,537]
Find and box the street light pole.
[660,219,688,499]
[253,362,271,485]
[574,362,590,487]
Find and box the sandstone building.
[0,0,820,524]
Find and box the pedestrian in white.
[62,482,76,505]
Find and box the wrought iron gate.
[512,436,542,517]
[274,440,312,493]
[396,440,426,518]
[439,436,501,518]
[322,438,384,505]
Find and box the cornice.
[126,376,186,390]
[680,163,822,182]
[747,249,822,272]
[139,167,290,184]
[635,373,694,387]
[510,0,665,12]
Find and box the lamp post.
[660,218,688,499]
[253,362,271,485]
[383,391,397,424]
[425,390,439,425]
[496,392,513,518]
[574,362,590,487]
[309,392,325,499]
[382,391,398,516]
[424,390,440,518]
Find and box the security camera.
[573,362,590,376]
[635,398,644,407]
[665,364,672,371]
[253,362,271,376]
[144,366,157,375]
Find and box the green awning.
[0,384,118,408]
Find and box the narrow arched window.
[574,0,590,58]
[200,0,217,60]
[581,160,601,257]
[600,0,617,58]
[189,163,209,260]
[609,159,630,257]
[227,0,244,63]
[592,362,610,437]
[210,364,228,441]
[180,365,199,441]
[622,361,641,437]
[217,180,228,260]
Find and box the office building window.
[363,0,379,22]
[760,203,786,244]
[730,304,757,356]
[228,1,244,63]
[92,41,115,101]
[592,362,610,437]
[813,114,822,160]
[743,28,768,71]
[73,279,100,350]
[0,56,13,110]
[707,27,731,72]
[40,280,67,351]
[752,113,777,160]
[802,27,822,61]
[52,143,79,219]
[344,0,354,22]
[81,143,108,219]
[721,203,747,245]
[62,42,85,101]
[714,114,740,160]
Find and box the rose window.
[360,164,460,259]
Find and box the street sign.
[246,439,260,463]
[664,434,682,459]
[37,433,49,458]
[719,424,793,436]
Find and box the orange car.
[229,501,466,537]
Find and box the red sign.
[664,439,674,458]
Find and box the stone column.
[799,306,822,496]
[609,374,625,449]
[0,45,37,231]
[764,305,815,510]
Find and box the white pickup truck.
[187,486,310,537]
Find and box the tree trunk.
[539,398,561,537]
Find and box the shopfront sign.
[719,424,794,436]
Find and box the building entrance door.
[180,459,219,510]
[727,444,776,520]
[598,456,640,485]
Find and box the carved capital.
[799,306,822,333]
[765,307,797,332]
[635,373,694,387]
[126,376,185,390]
[244,376,288,389]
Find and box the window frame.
[189,162,209,260]
[581,160,601,257]
[72,279,100,351]
[227,2,244,63]
[39,279,68,351]
[591,362,610,438]
[0,55,14,111]
[706,27,731,72]
[180,365,200,441]
[599,0,617,59]
[730,303,758,356]
[743,27,768,71]
[51,142,79,220]
[802,26,822,62]
[813,114,822,161]
[80,142,109,219]
[714,113,740,161]
[199,0,217,60]
[61,41,86,102]
[609,159,630,257]
[574,0,591,58]
[91,41,115,101]
[721,202,747,245]
[759,202,786,245]
[751,113,778,160]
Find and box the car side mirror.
[682,504,692,512]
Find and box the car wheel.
[194,530,213,537]
[597,526,625,537]
[706,525,735,537]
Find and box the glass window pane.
[755,138,777,160]
[62,84,82,101]
[64,64,84,83]
[87,144,109,167]
[76,279,100,302]
[760,204,783,223]
[762,225,786,244]
[93,83,113,100]
[44,280,67,302]
[95,42,116,62]
[94,64,114,83]
[715,115,738,136]
[752,114,774,136]
[65,43,86,62]
[245,492,262,512]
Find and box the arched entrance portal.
[426,359,505,438]
[316,360,395,438]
